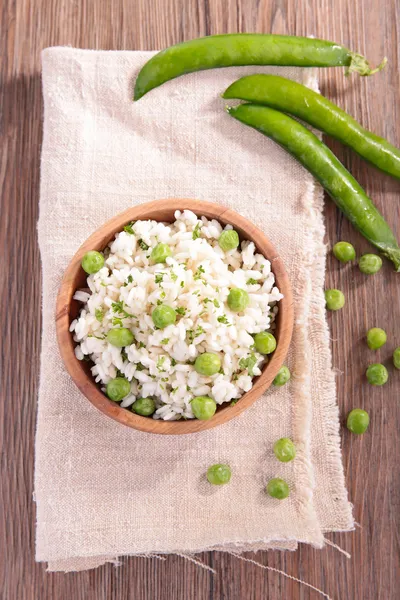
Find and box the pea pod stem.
[227,103,400,271]
[223,74,400,179]
[134,34,385,100]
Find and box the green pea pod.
[134,34,386,100]
[223,74,400,180]
[227,103,400,271]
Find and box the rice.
[71,210,283,420]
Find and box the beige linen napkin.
[36,48,353,571]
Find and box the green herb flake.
[192,222,202,240]
[213,299,220,308]
[171,358,177,366]
[160,291,166,299]
[162,377,169,382]
[217,315,230,325]
[135,363,145,371]
[176,307,186,316]
[138,341,146,348]
[246,278,258,285]
[138,239,149,251]
[161,338,170,345]
[111,300,135,318]
[170,271,178,282]
[95,308,104,323]
[180,281,185,288]
[112,317,124,327]
[100,282,107,287]
[171,387,178,394]
[186,385,191,391]
[230,399,238,406]
[193,265,205,280]
[124,221,136,235]
[121,349,128,361]
[239,354,258,376]
[157,356,166,371]
[155,273,164,284]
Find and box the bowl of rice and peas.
[56,199,293,434]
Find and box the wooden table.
[1,1,399,598]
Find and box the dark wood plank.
[1,1,399,599]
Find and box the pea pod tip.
[345,53,387,77]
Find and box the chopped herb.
[186,385,191,391]
[247,278,258,285]
[157,356,166,371]
[121,349,128,361]
[203,298,212,304]
[180,281,185,288]
[95,308,104,323]
[155,273,164,284]
[193,265,205,280]
[157,300,162,306]
[135,363,145,371]
[160,291,166,299]
[88,333,106,340]
[176,307,186,316]
[138,341,146,348]
[217,315,230,325]
[230,399,238,406]
[116,369,124,378]
[161,377,169,382]
[232,373,239,382]
[112,300,135,318]
[161,338,170,345]
[219,368,225,375]
[160,384,165,391]
[112,317,124,327]
[171,387,178,394]
[100,282,107,287]
[199,310,208,317]
[187,326,205,343]
[260,264,264,271]
[192,222,202,240]
[186,359,195,365]
[192,290,200,296]
[138,239,149,251]
[239,354,258,376]
[170,271,178,282]
[213,299,220,308]
[171,358,177,366]
[124,221,136,235]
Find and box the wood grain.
[1,0,399,598]
[56,198,294,435]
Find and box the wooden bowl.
[56,199,294,435]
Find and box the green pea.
[273,366,290,386]
[273,438,296,462]
[106,377,131,402]
[254,332,276,355]
[194,353,222,376]
[81,250,105,274]
[151,243,172,264]
[227,288,249,312]
[106,328,134,347]
[366,363,388,386]
[207,463,232,485]
[366,327,387,350]
[132,397,156,416]
[325,289,345,311]
[332,241,356,263]
[393,347,400,370]
[191,396,217,420]
[346,408,370,435]
[152,305,176,329]
[358,253,382,274]
[266,478,290,500]
[218,230,240,251]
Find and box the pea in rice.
[70,210,283,420]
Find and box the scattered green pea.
[273,366,291,386]
[366,327,387,350]
[366,363,388,386]
[132,397,156,416]
[332,241,356,263]
[106,327,134,347]
[207,464,232,485]
[358,253,382,275]
[393,347,400,370]
[218,229,240,251]
[194,353,222,376]
[152,304,176,329]
[346,408,370,434]
[106,377,131,402]
[254,332,276,355]
[273,438,296,462]
[266,478,290,500]
[191,396,217,420]
[151,242,172,264]
[325,289,345,311]
[227,288,249,312]
[81,250,105,274]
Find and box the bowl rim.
[56,198,294,435]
